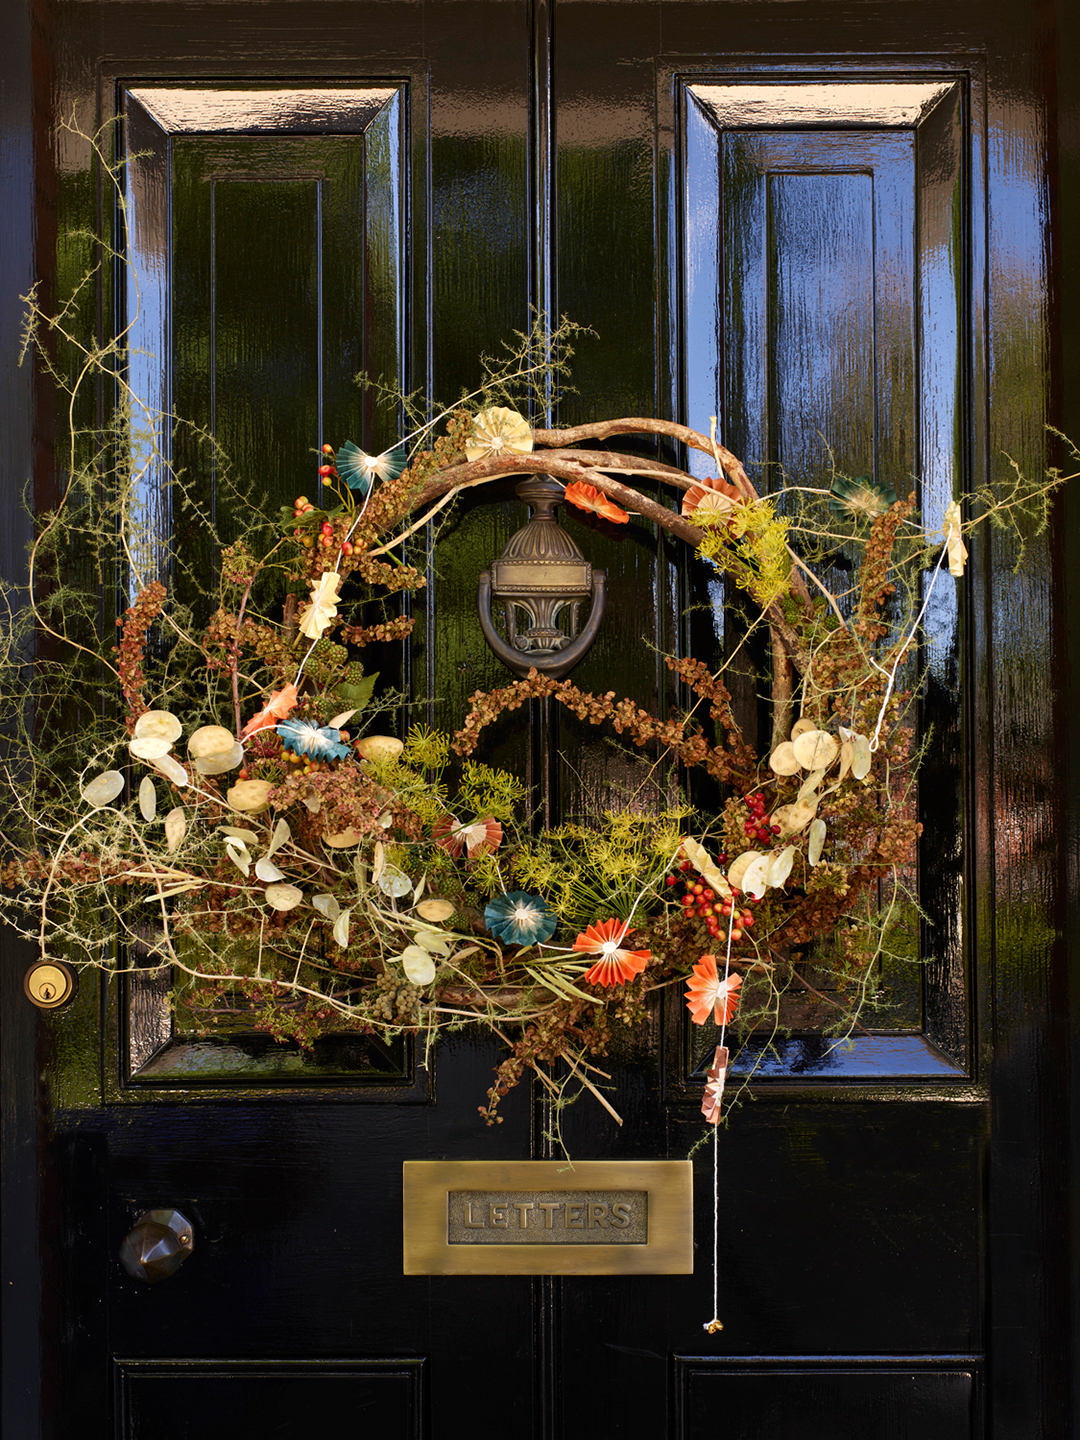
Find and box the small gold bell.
[703,1318,724,1334]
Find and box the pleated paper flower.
[240,683,299,740]
[680,478,743,519]
[298,570,343,640]
[276,719,352,762]
[563,481,630,524]
[701,1043,730,1125]
[684,955,743,1026]
[572,918,651,987]
[465,406,533,462]
[940,499,969,577]
[484,891,558,946]
[335,441,407,496]
[432,814,503,858]
[828,474,898,520]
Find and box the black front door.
[2,1,1077,1436]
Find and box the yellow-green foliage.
[512,809,687,930]
[695,498,792,610]
[458,761,528,824]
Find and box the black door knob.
[119,1208,194,1283]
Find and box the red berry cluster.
[291,495,317,548]
[666,860,756,944]
[743,792,781,848]
[290,486,355,557]
[318,442,338,481]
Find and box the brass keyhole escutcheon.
[24,961,77,1009]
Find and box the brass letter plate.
[402,1160,692,1275]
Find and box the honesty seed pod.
[227,779,274,813]
[727,851,763,891]
[400,946,437,986]
[152,753,190,787]
[768,741,800,776]
[415,898,456,923]
[133,710,183,743]
[81,770,124,806]
[355,735,404,762]
[188,725,237,758]
[791,729,840,771]
[129,735,174,761]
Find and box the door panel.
[680,76,971,1080]
[674,1358,981,1440]
[114,1358,426,1440]
[2,1,1077,1437]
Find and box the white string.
[866,542,947,751]
[706,896,738,1334]
[712,1117,719,1323]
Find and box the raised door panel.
[676,77,974,1085]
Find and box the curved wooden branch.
[384,433,811,670]
[533,419,759,501]
[541,449,698,488]
[396,451,707,546]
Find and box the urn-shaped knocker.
[477,474,606,679]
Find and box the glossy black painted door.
[2,2,1079,1438]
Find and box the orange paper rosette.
[562,481,630,524]
[239,683,299,740]
[684,954,743,1025]
[573,917,651,987]
[432,815,503,858]
[680,476,744,519]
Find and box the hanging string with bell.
[702,903,736,1337]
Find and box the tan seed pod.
[138,776,157,822]
[188,724,237,758]
[164,807,187,853]
[783,797,819,835]
[332,909,351,947]
[415,898,456,923]
[225,842,250,877]
[768,741,800,777]
[790,717,817,739]
[808,818,826,866]
[851,734,872,780]
[195,742,244,775]
[765,844,795,888]
[134,710,183,743]
[355,735,404,762]
[265,883,303,911]
[412,928,453,956]
[681,836,732,898]
[129,735,174,761]
[81,770,124,806]
[153,753,190,787]
[739,855,770,899]
[400,946,437,986]
[727,850,763,891]
[227,779,273,813]
[792,729,840,771]
[797,768,827,804]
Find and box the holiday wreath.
[1,132,1068,1136]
